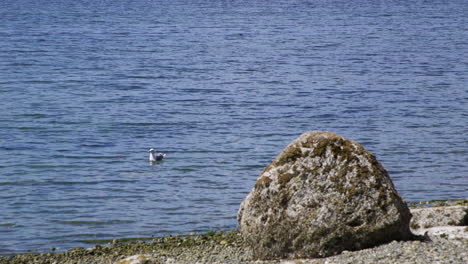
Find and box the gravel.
[2,202,467,264]
[255,236,468,264]
[1,232,467,264]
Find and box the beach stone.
[410,205,468,229]
[114,254,155,264]
[412,226,468,240]
[238,131,413,259]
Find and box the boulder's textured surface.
[238,131,413,259]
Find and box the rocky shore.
[1,200,466,264]
[2,132,466,264]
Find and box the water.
[0,0,467,254]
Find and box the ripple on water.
[0,0,467,255]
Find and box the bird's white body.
[149,148,166,162]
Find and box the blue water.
[0,0,467,254]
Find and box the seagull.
[148,148,166,162]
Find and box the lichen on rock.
[238,131,413,259]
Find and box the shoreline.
[1,199,467,264]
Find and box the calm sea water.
[0,0,467,254]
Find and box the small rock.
[412,226,468,240]
[410,205,468,229]
[114,254,153,264]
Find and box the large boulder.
[238,131,413,259]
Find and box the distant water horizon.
[0,0,467,254]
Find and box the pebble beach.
[1,230,467,264]
[2,201,467,264]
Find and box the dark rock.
[238,131,412,259]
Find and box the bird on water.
[148,148,166,162]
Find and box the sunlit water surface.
[0,0,467,253]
